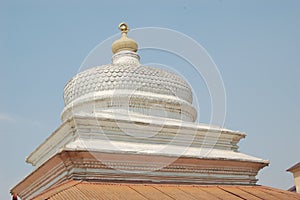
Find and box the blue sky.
[1,0,300,199]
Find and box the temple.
[11,23,300,199]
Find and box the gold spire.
[112,22,138,54]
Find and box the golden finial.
[119,22,129,33]
[112,22,138,54]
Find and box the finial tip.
[118,22,129,33]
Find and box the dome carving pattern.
[63,64,193,106]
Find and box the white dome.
[61,24,197,122]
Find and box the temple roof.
[32,180,300,200]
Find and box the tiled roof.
[32,180,300,200]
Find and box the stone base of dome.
[61,90,197,122]
[27,112,267,168]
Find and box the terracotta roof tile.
[125,185,175,200]
[177,186,221,200]
[32,181,300,200]
[217,186,262,200]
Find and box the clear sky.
[1,0,299,199]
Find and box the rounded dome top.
[61,23,197,122]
